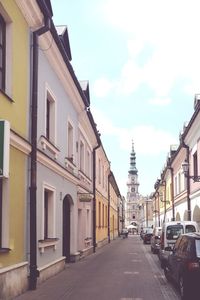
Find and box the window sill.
[38,238,59,253]
[0,89,14,102]
[40,136,60,159]
[65,157,76,174]
[0,247,11,253]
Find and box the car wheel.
[179,275,188,300]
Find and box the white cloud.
[93,77,114,98]
[97,0,200,101]
[148,97,172,106]
[92,108,177,155]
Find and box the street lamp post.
[181,160,199,221]
[182,160,200,182]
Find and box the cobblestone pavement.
[15,235,180,300]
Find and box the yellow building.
[95,146,110,248]
[108,171,121,240]
[0,1,30,298]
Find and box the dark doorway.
[63,195,71,262]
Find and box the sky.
[51,0,200,198]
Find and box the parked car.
[151,226,162,254]
[143,227,153,244]
[159,221,199,268]
[164,233,200,299]
[140,227,152,240]
[121,228,128,238]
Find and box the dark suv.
[164,233,200,300]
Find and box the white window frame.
[80,139,85,172]
[67,119,74,162]
[41,183,56,240]
[45,85,57,145]
[85,147,91,178]
[0,7,12,97]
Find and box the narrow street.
[15,235,180,300]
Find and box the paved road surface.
[15,235,180,300]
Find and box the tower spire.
[129,140,138,175]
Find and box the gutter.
[29,16,51,290]
[92,143,101,253]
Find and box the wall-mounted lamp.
[182,160,200,182]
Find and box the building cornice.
[37,150,78,185]
[10,131,31,155]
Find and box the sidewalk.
[15,235,180,300]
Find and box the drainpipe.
[92,143,100,253]
[182,141,191,221]
[29,17,51,290]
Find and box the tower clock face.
[132,177,135,182]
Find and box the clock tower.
[126,141,140,229]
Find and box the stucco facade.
[95,146,110,248]
[0,1,30,298]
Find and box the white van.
[159,221,199,268]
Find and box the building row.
[151,96,200,229]
[0,1,124,299]
[124,98,200,233]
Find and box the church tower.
[126,141,140,228]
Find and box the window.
[166,225,183,240]
[67,122,73,161]
[193,151,198,177]
[178,173,181,194]
[174,176,178,196]
[85,149,91,178]
[86,209,90,237]
[43,186,56,240]
[45,90,56,143]
[102,204,104,227]
[105,206,108,227]
[80,140,84,171]
[0,14,6,91]
[98,201,101,227]
[185,225,196,233]
[102,165,104,188]
[98,159,101,184]
[44,190,49,239]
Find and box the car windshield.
[166,225,184,240]
[195,240,200,258]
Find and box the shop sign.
[79,193,93,202]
